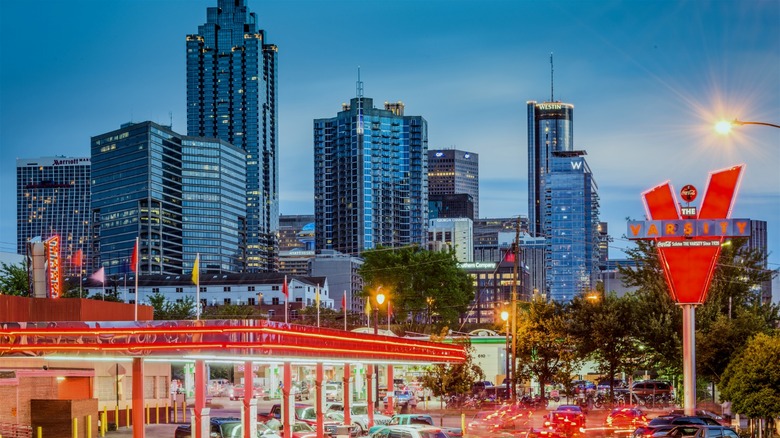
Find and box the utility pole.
[511,216,520,402]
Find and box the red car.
[543,405,586,438]
[605,407,648,435]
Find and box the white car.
[327,402,392,435]
[325,383,341,401]
[369,425,449,438]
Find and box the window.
[247,298,255,305]
[223,286,231,292]
[152,288,160,293]
[223,298,231,305]
[200,286,207,293]
[248,286,255,292]
[176,287,183,293]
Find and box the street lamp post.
[501,310,510,401]
[373,290,385,409]
[715,119,780,134]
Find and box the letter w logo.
[570,161,582,170]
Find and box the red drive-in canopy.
[0,319,467,438]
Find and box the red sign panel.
[639,165,745,304]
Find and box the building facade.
[279,215,315,251]
[186,0,279,272]
[427,217,474,263]
[544,151,600,302]
[309,250,364,312]
[428,149,479,218]
[527,101,574,238]
[16,157,92,277]
[429,193,474,220]
[91,121,246,277]
[314,96,428,255]
[747,220,772,303]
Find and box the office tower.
[309,250,364,311]
[16,157,92,277]
[527,101,574,237]
[314,94,428,255]
[279,214,315,251]
[746,220,772,303]
[428,149,479,218]
[427,217,474,263]
[544,151,600,302]
[429,194,474,220]
[91,121,246,277]
[187,0,279,272]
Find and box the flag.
[315,283,320,307]
[71,249,83,267]
[365,297,372,316]
[341,291,346,309]
[502,244,516,263]
[90,267,105,284]
[282,275,289,297]
[192,253,200,285]
[130,239,139,272]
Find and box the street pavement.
[103,397,670,438]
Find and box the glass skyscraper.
[428,149,479,218]
[91,121,246,277]
[186,0,279,272]
[544,151,600,302]
[314,97,428,255]
[527,101,574,237]
[16,157,92,277]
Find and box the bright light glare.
[500,311,509,321]
[715,120,734,135]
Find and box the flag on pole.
[364,297,372,328]
[316,283,321,328]
[343,290,347,331]
[90,267,105,284]
[283,275,289,324]
[71,249,83,267]
[193,253,201,320]
[282,275,288,297]
[130,240,139,272]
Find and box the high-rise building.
[279,214,315,251]
[747,220,772,303]
[427,217,474,263]
[544,151,600,302]
[187,0,279,272]
[16,157,92,277]
[428,149,479,218]
[429,194,474,220]
[91,121,246,277]
[527,101,574,237]
[314,95,428,254]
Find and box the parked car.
[543,405,586,438]
[631,381,673,398]
[370,414,462,437]
[570,380,595,394]
[632,415,711,438]
[369,425,450,438]
[327,402,392,435]
[384,390,414,408]
[175,417,280,438]
[230,384,266,401]
[325,383,341,401]
[471,381,495,395]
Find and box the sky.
[0,0,778,290]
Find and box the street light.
[715,119,780,134]
[373,289,385,409]
[500,310,510,401]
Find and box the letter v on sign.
[641,165,744,304]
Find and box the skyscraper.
[428,149,479,218]
[91,121,246,277]
[16,157,92,277]
[187,0,279,272]
[544,151,600,302]
[527,101,574,237]
[314,94,428,255]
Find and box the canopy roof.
[0,319,467,365]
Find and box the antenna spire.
[550,52,554,102]
[356,66,364,135]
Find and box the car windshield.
[352,406,368,415]
[298,408,316,421]
[292,423,314,432]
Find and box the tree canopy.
[720,331,780,420]
[0,261,29,296]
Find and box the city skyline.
[1,1,778,282]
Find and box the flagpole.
[387,299,390,332]
[194,253,201,320]
[284,275,289,324]
[133,237,139,321]
[316,283,320,328]
[343,290,347,331]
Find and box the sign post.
[627,165,749,414]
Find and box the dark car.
[175,417,280,438]
[653,424,738,438]
[631,381,673,397]
[472,381,495,395]
[633,416,710,438]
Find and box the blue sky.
[1,0,778,285]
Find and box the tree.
[720,332,780,436]
[359,246,474,333]
[419,334,483,404]
[148,291,196,320]
[0,261,29,296]
[569,292,645,397]
[514,299,581,400]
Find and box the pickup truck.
[258,403,340,437]
[174,417,280,438]
[368,414,462,437]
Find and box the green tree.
[720,331,780,435]
[514,299,581,400]
[0,261,30,296]
[148,291,196,320]
[420,335,484,404]
[359,246,474,333]
[568,292,645,397]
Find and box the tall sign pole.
[628,165,749,414]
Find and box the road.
[105,397,668,438]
